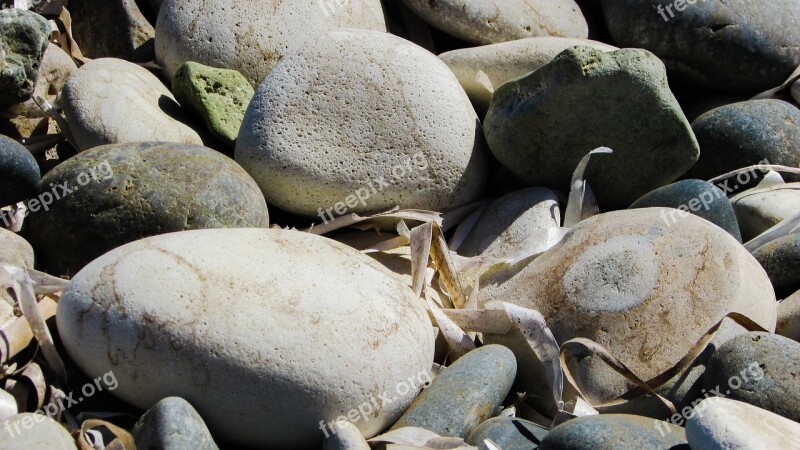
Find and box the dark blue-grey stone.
[0,134,40,206]
[753,234,800,294]
[132,397,219,450]
[539,414,689,450]
[0,9,51,105]
[390,345,517,438]
[467,417,548,450]
[705,331,800,423]
[629,179,742,241]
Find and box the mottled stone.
[777,290,800,342]
[391,345,517,438]
[539,414,688,450]
[0,413,77,450]
[69,0,154,61]
[0,9,50,106]
[0,134,40,207]
[0,44,77,119]
[467,417,548,450]
[132,397,219,450]
[753,234,800,294]
[484,46,699,209]
[732,183,800,241]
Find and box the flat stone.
[390,345,517,438]
[629,179,742,242]
[172,62,254,148]
[466,417,548,450]
[69,0,154,61]
[0,413,77,450]
[28,142,269,276]
[0,134,40,207]
[686,397,800,449]
[132,397,219,450]
[539,414,688,450]
[0,9,50,106]
[731,183,800,241]
[484,46,699,209]
[752,234,800,294]
[777,290,800,342]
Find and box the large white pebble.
[57,228,435,448]
[0,413,76,450]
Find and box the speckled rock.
[601,0,800,94]
[458,187,561,258]
[479,208,777,415]
[1,44,77,119]
[61,58,203,151]
[777,290,800,342]
[69,0,154,61]
[173,62,254,148]
[686,397,800,449]
[57,228,435,448]
[705,332,800,422]
[629,180,742,242]
[539,414,688,450]
[28,142,269,276]
[390,345,516,439]
[0,413,77,450]
[732,183,800,241]
[0,228,34,268]
[752,234,800,294]
[484,46,699,209]
[439,37,617,114]
[236,29,490,218]
[467,417,548,450]
[132,397,219,450]
[155,0,386,86]
[687,100,800,183]
[0,9,51,106]
[0,135,40,207]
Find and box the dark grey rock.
[484,46,699,210]
[629,179,742,241]
[704,332,800,423]
[28,141,270,276]
[753,234,800,294]
[0,134,40,207]
[467,417,548,450]
[390,345,517,438]
[0,9,51,106]
[539,414,689,450]
[132,397,219,450]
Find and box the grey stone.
[0,413,77,450]
[0,227,34,268]
[322,421,370,450]
[731,183,800,242]
[539,414,688,450]
[0,43,77,119]
[0,134,40,207]
[467,417,548,450]
[132,397,219,450]
[0,9,51,106]
[69,0,155,61]
[777,290,800,342]
[753,234,800,294]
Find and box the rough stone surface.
[467,417,548,450]
[155,0,387,86]
[752,234,800,294]
[0,228,34,269]
[601,0,800,93]
[29,142,269,276]
[484,46,699,209]
[732,183,800,241]
[132,397,219,450]
[0,9,50,106]
[0,413,77,449]
[390,345,517,439]
[0,135,39,207]
[69,0,155,61]
[61,58,203,151]
[1,43,77,119]
[539,414,688,450]
[57,228,435,448]
[777,290,800,342]
[236,29,490,218]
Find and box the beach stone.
[688,100,800,183]
[777,290,800,342]
[70,0,155,61]
[601,0,800,94]
[0,228,33,268]
[466,417,548,450]
[704,332,800,422]
[484,46,699,209]
[539,414,688,450]
[686,397,800,449]
[0,135,40,207]
[132,397,219,450]
[753,234,800,295]
[172,62,254,149]
[793,80,800,104]
[57,228,435,448]
[1,44,77,119]
[0,9,50,106]
[236,29,490,218]
[390,345,516,439]
[401,0,588,45]
[439,37,617,114]
[155,0,386,86]
[61,58,203,151]
[0,413,77,450]
[629,180,742,242]
[28,142,269,276]
[479,208,777,415]
[322,421,370,450]
[732,183,800,241]
[458,187,561,258]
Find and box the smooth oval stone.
[401,0,588,45]
[28,142,269,276]
[629,179,742,242]
[539,414,688,450]
[601,0,800,93]
[732,183,800,241]
[467,417,548,450]
[132,397,219,450]
[155,0,386,86]
[0,413,77,450]
[484,46,699,209]
[479,208,776,415]
[752,234,800,294]
[439,37,617,114]
[686,397,800,449]
[322,421,371,450]
[705,332,800,422]
[687,100,800,183]
[236,29,490,218]
[57,228,435,448]
[777,290,800,342]
[458,187,561,258]
[0,135,40,207]
[0,9,50,106]
[62,58,203,151]
[0,228,34,268]
[391,345,517,438]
